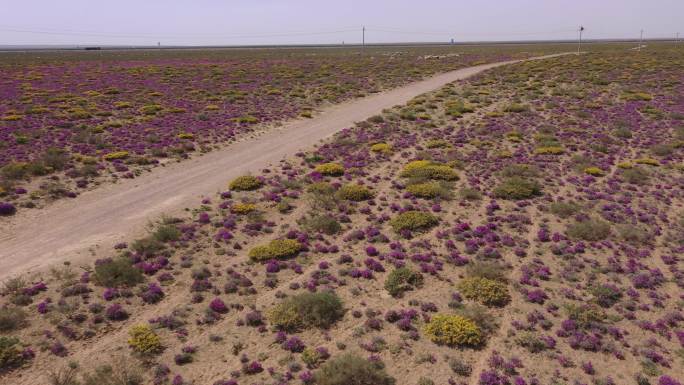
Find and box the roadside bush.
[314,162,345,176]
[94,257,144,287]
[493,177,541,200]
[131,236,164,256]
[406,181,451,199]
[384,267,423,297]
[400,160,458,181]
[457,277,510,307]
[314,353,396,385]
[566,219,611,241]
[152,224,181,242]
[423,314,482,347]
[389,211,438,233]
[268,291,344,331]
[248,239,302,262]
[336,184,373,201]
[0,306,27,332]
[0,336,27,372]
[128,325,163,355]
[229,175,262,191]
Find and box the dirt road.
[0,53,571,280]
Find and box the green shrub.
[457,277,510,307]
[336,184,373,201]
[503,103,529,113]
[152,224,181,243]
[314,353,396,385]
[384,267,423,297]
[301,347,325,368]
[533,146,564,155]
[465,262,507,281]
[81,358,143,385]
[566,303,607,328]
[617,224,652,245]
[389,211,438,233]
[314,162,345,176]
[423,314,482,347]
[458,187,482,201]
[128,325,163,355]
[406,181,451,199]
[516,332,548,353]
[566,219,611,241]
[0,336,26,372]
[499,164,539,178]
[130,236,164,256]
[94,257,144,287]
[448,356,472,376]
[301,214,341,235]
[620,167,650,185]
[229,175,262,191]
[248,239,302,262]
[425,139,450,149]
[454,304,498,335]
[268,291,344,331]
[400,160,458,181]
[549,201,580,218]
[493,177,541,200]
[0,306,27,332]
[1,162,28,180]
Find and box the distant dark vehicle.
[84,46,101,50]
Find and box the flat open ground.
[0,53,570,280]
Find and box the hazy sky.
[2,0,682,46]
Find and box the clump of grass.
[549,201,580,218]
[94,258,144,287]
[268,291,344,331]
[384,267,423,297]
[300,213,341,235]
[566,219,611,241]
[0,306,27,332]
[314,353,396,385]
[493,177,541,200]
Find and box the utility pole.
[577,26,584,55]
[638,29,643,52]
[677,32,680,44]
[362,26,365,48]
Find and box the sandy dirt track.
[0,53,571,280]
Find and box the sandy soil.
[0,53,571,281]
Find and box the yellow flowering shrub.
[128,325,163,355]
[314,163,345,176]
[249,239,302,262]
[229,175,262,191]
[457,277,511,307]
[423,314,482,347]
